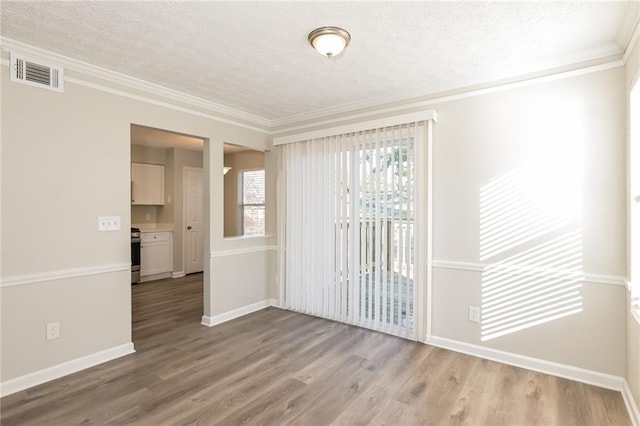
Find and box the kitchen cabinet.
[131,162,165,205]
[140,231,172,278]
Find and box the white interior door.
[184,167,204,274]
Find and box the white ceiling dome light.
[308,26,351,58]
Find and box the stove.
[131,227,141,284]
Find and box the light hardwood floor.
[1,273,631,425]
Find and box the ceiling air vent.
[10,53,64,92]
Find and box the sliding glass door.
[278,122,426,339]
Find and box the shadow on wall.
[479,104,585,341]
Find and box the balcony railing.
[331,218,415,328]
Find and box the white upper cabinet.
[131,162,165,205]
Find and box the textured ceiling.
[0,1,633,122]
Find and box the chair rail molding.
[1,263,131,288]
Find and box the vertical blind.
[278,122,426,339]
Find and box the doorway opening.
[129,124,206,344]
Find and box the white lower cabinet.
[140,232,172,280]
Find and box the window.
[631,76,640,323]
[239,169,265,236]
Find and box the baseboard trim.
[267,298,279,308]
[0,342,135,397]
[171,271,186,279]
[427,336,624,391]
[201,299,277,327]
[139,272,171,283]
[623,380,640,426]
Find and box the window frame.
[629,70,640,324]
[237,168,266,236]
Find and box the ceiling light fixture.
[308,26,351,58]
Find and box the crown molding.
[0,38,273,130]
[0,36,631,137]
[272,59,623,137]
[623,11,640,65]
[0,56,270,134]
[271,44,623,130]
[60,74,271,134]
[619,2,640,55]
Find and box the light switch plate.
[98,216,121,231]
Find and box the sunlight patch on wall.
[480,229,583,341]
[479,103,584,341]
[479,150,582,261]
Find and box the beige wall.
[0,57,273,384]
[131,205,158,223]
[427,67,627,375]
[130,144,166,165]
[223,150,265,237]
[1,39,632,400]
[160,148,175,224]
[626,28,640,412]
[273,66,628,377]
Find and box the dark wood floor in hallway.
[1,273,631,425]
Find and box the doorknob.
[187,226,192,230]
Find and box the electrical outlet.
[145,213,151,221]
[468,306,480,323]
[46,322,60,340]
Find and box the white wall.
[626,29,640,412]
[0,56,273,386]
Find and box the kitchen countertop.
[132,223,174,232]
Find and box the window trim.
[237,168,266,236]
[629,69,640,325]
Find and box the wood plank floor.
[1,273,631,425]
